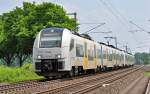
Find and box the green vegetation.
[146,64,150,67]
[134,53,150,65]
[0,2,76,66]
[0,1,76,83]
[0,64,43,83]
[145,71,150,77]
[145,64,150,77]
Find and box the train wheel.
[78,67,83,75]
[96,66,99,73]
[45,76,50,80]
[52,76,57,80]
[69,68,75,77]
[99,66,102,72]
[74,67,79,76]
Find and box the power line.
[106,0,130,28]
[130,21,150,35]
[79,22,104,25]
[97,0,132,50]
[135,45,149,49]
[83,22,106,34]
[97,0,128,27]
[128,30,144,33]
[91,31,112,34]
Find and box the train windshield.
[39,28,63,48]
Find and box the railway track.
[70,66,143,94]
[0,80,60,94]
[34,66,143,94]
[0,66,143,94]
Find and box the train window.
[88,50,93,60]
[84,42,87,57]
[39,28,63,48]
[76,44,84,57]
[70,39,74,51]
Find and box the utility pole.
[67,12,78,31]
[123,45,128,52]
[114,37,117,48]
[104,36,117,47]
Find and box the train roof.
[98,42,108,46]
[70,30,93,40]
[69,29,133,55]
[98,42,124,51]
[80,34,93,40]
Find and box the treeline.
[0,2,76,66]
[134,53,150,65]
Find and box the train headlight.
[56,54,61,58]
[37,55,41,59]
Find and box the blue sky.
[0,0,150,53]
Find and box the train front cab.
[33,28,73,77]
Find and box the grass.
[145,64,150,77]
[145,72,150,77]
[0,64,43,83]
[147,64,150,67]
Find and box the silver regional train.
[33,27,134,78]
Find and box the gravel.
[86,68,147,94]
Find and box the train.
[33,27,134,78]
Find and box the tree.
[134,53,150,65]
[0,2,77,66]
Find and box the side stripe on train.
[93,44,97,68]
[83,41,88,69]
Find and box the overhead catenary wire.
[79,22,105,25]
[91,31,112,34]
[83,22,106,34]
[97,0,128,27]
[97,0,134,52]
[102,0,150,53]
[130,21,150,35]
[106,0,131,28]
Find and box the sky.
[0,0,150,53]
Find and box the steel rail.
[34,66,142,94]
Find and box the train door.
[96,45,103,68]
[102,45,107,68]
[93,44,97,68]
[116,51,119,66]
[100,45,103,67]
[76,43,84,66]
[88,43,94,69]
[123,53,126,66]
[115,50,117,66]
[69,38,75,67]
[108,48,113,68]
[83,41,88,69]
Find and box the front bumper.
[35,59,64,73]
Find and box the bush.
[0,64,43,83]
